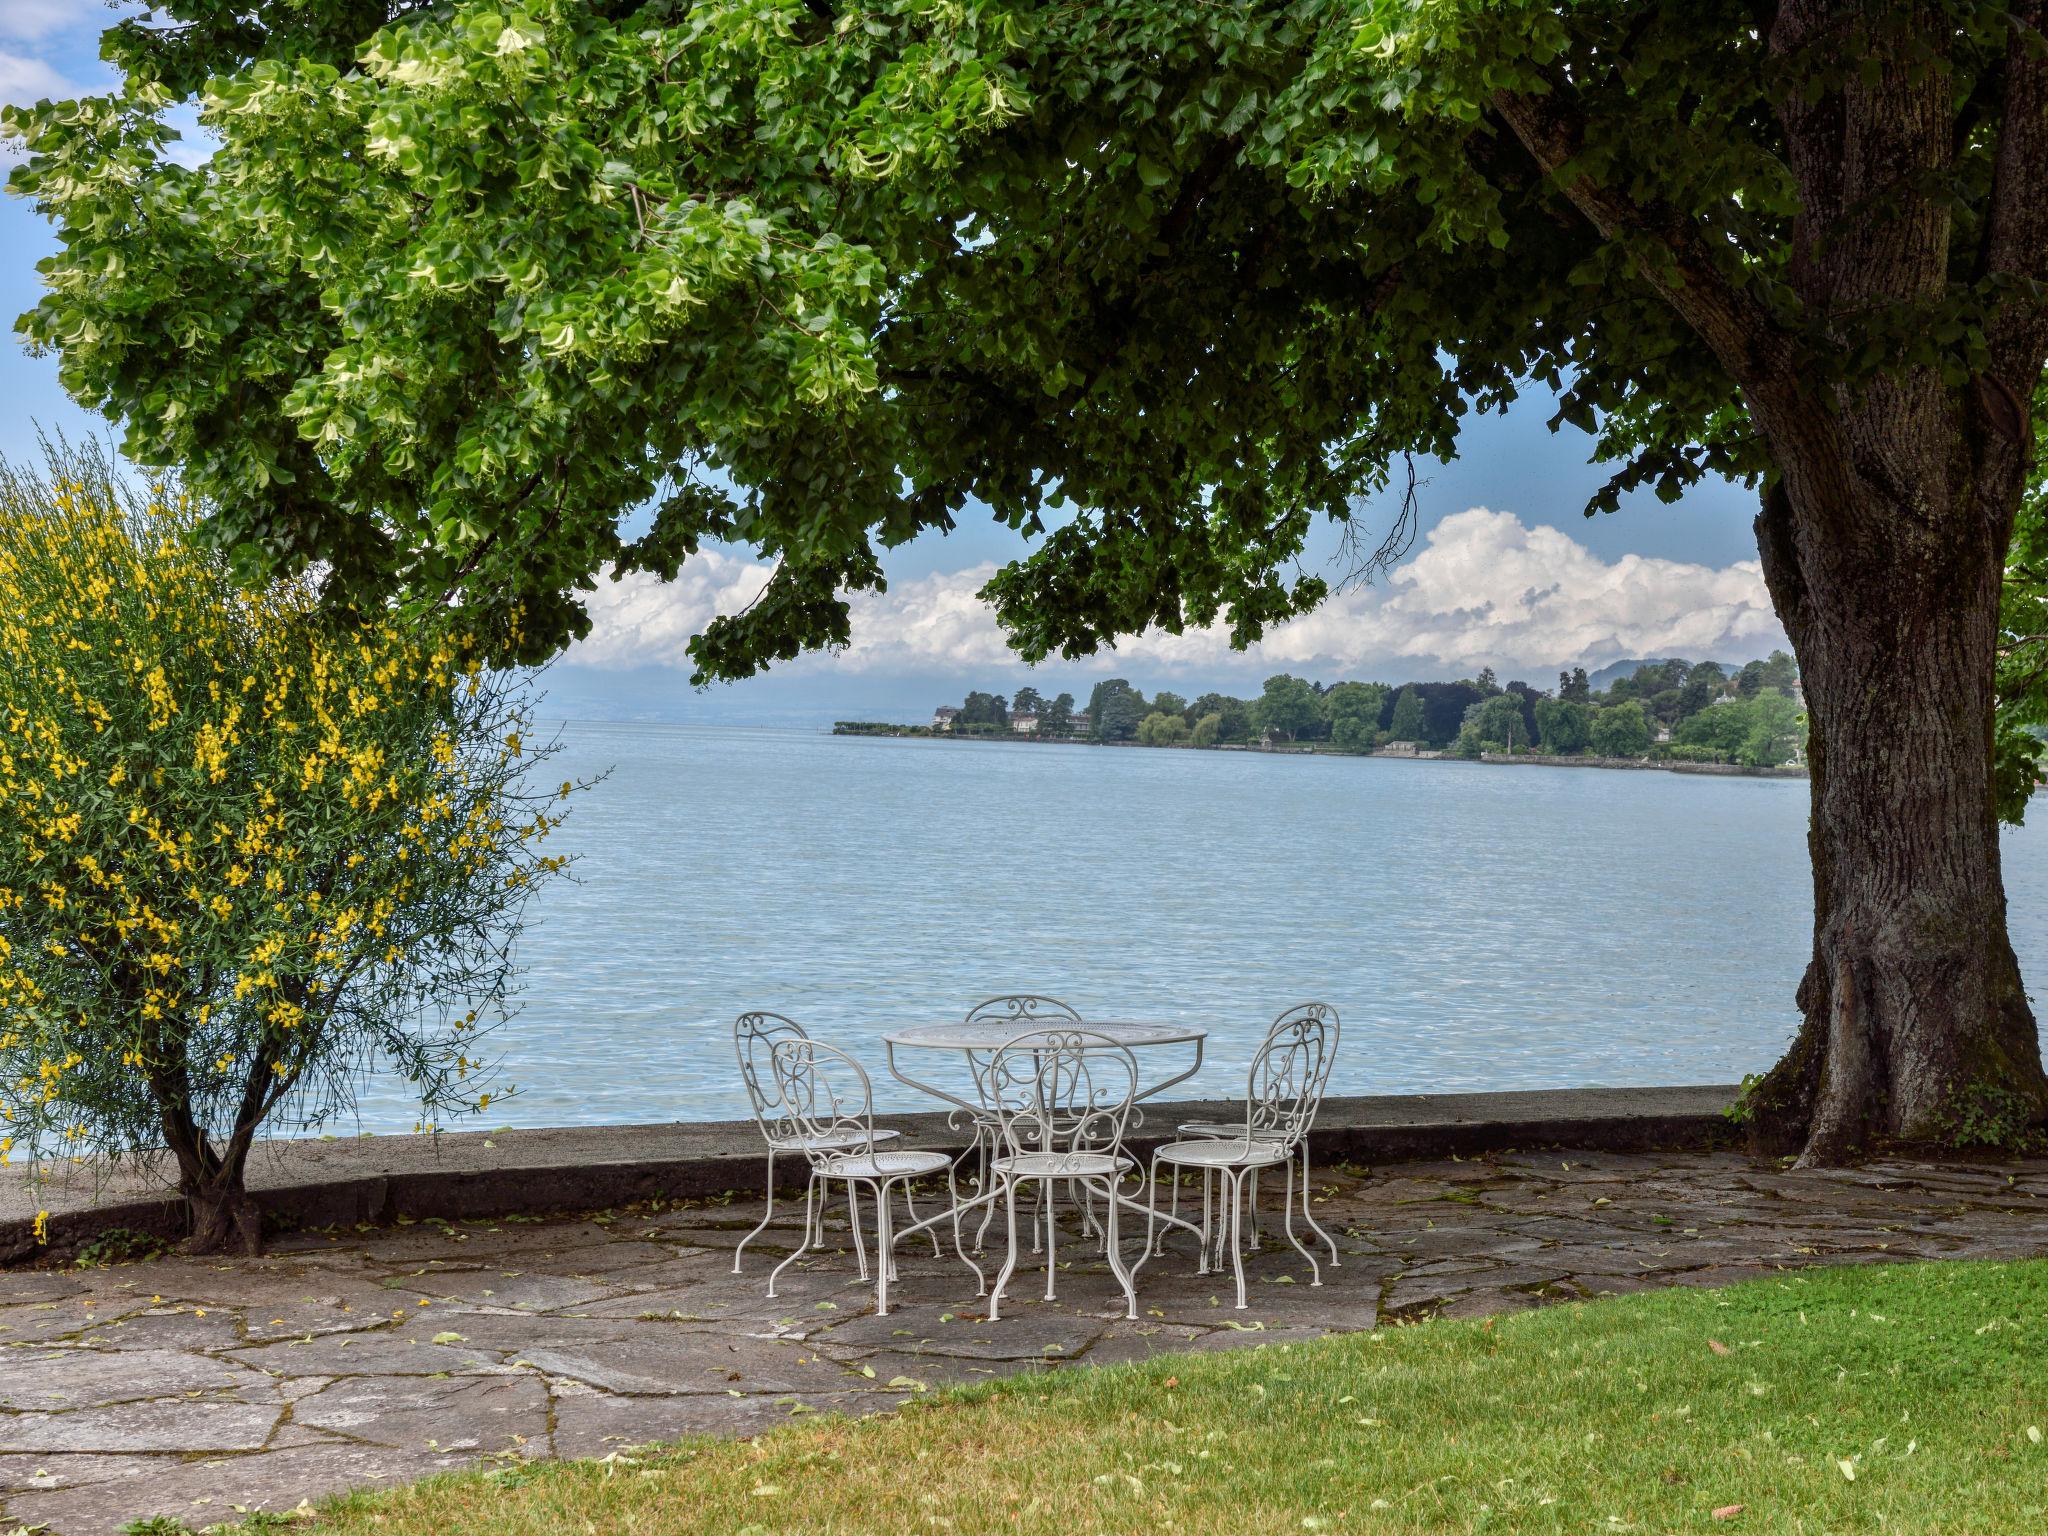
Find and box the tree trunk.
[163,1114,264,1256]
[1493,2,2048,1165]
[1745,461,2048,1163]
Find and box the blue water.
[352,722,2048,1131]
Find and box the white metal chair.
[980,1028,1140,1320]
[1140,1002,1340,1308]
[731,1011,927,1275]
[765,1037,983,1316]
[957,995,1084,1251]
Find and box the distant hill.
[1583,656,1755,692]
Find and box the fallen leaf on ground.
[1707,1339,1732,1356]
[1712,1505,1744,1521]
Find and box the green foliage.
[1465,693,1530,753]
[1934,1081,2048,1153]
[1996,383,2048,826]
[1135,711,1190,746]
[1189,692,1252,742]
[1387,686,1428,743]
[1254,674,1320,741]
[1330,715,1372,752]
[955,690,1009,728]
[1671,692,1806,766]
[74,1225,170,1268]
[23,0,2013,683]
[0,444,574,1213]
[1321,681,1387,742]
[1189,712,1222,748]
[1737,652,1801,699]
[1086,679,1147,742]
[1533,696,1592,754]
[1590,701,1652,758]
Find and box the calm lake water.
[354,722,2048,1131]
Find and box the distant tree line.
[904,653,1805,767]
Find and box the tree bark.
[1746,466,2048,1162]
[162,1111,264,1257]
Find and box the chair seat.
[1177,1119,1271,1139]
[1155,1137,1288,1169]
[770,1126,903,1153]
[820,1148,953,1180]
[991,1150,1130,1179]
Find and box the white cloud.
[0,1,84,45]
[0,45,69,109]
[571,508,1787,681]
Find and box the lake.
[351,722,2048,1132]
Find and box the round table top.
[884,1019,1206,1050]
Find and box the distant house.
[1378,740,1421,756]
[1655,726,1673,743]
[1011,713,1040,733]
[932,706,958,731]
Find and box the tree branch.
[1490,80,1792,396]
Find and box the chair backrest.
[964,994,1084,1029]
[734,1011,810,1144]
[1240,1002,1341,1149]
[981,1028,1138,1164]
[768,1036,876,1167]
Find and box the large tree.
[10,0,2048,1160]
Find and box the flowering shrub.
[0,445,574,1252]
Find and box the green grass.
[227,1261,2047,1535]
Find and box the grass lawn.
[226,1260,2046,1535]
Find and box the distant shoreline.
[828,724,1808,779]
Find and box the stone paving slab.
[3,1146,2046,1533]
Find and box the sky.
[1,2,1788,725]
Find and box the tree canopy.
[18,0,2031,676]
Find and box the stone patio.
[4,1147,2046,1534]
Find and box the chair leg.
[973,1131,999,1253]
[1133,1154,1162,1280]
[1281,1155,1322,1286]
[733,1147,777,1274]
[804,1173,826,1248]
[946,1160,986,1296]
[847,1181,870,1281]
[1248,1167,1262,1251]
[1196,1165,1212,1275]
[1226,1169,1250,1310]
[1164,1164,1180,1256]
[904,1181,941,1257]
[1299,1144,1341,1266]
[990,1181,1021,1322]
[767,1176,817,1299]
[1043,1178,1059,1301]
[1100,1176,1137,1320]
[874,1178,895,1316]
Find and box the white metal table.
[882,1019,1209,1270]
[883,1018,1207,1112]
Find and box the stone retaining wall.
[3,1085,1737,1265]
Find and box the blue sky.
[2,2,1784,724]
